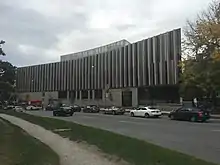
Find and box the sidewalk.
[0,114,122,165]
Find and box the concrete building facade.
[16,28,181,107]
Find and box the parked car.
[82,105,100,113]
[3,105,15,110]
[14,106,24,112]
[168,107,210,122]
[124,107,136,113]
[53,105,74,116]
[45,104,56,111]
[71,105,81,112]
[130,106,162,118]
[103,106,125,115]
[26,105,41,110]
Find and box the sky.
[0,0,212,67]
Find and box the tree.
[0,40,6,56]
[0,41,16,102]
[181,0,220,102]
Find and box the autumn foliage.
[181,1,220,99]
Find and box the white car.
[26,105,41,110]
[130,106,162,118]
[14,106,24,112]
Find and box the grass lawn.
[0,116,60,165]
[2,111,217,165]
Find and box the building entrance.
[122,91,132,107]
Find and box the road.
[27,111,220,164]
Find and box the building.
[60,40,130,61]
[16,28,181,107]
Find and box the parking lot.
[26,110,220,164]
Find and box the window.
[169,32,174,60]
[156,36,160,62]
[81,90,88,99]
[95,89,102,99]
[89,90,93,99]
[157,63,160,84]
[152,63,155,85]
[58,91,67,99]
[69,91,75,100]
[179,108,189,112]
[148,107,156,110]
[137,107,146,110]
[76,91,80,99]
[165,61,168,84]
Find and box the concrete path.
[0,114,126,165]
[27,110,220,164]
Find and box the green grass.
[0,116,60,165]
[2,111,217,165]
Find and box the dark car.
[53,105,74,116]
[103,106,125,115]
[82,105,100,113]
[168,107,210,122]
[46,104,56,111]
[71,105,81,112]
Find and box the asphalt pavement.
[26,111,220,164]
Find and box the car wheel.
[130,112,134,117]
[112,111,116,115]
[145,113,150,118]
[190,116,197,122]
[170,114,174,120]
[202,119,207,123]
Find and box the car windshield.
[61,104,69,107]
[191,108,203,112]
[148,107,157,109]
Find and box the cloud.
[0,0,213,66]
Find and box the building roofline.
[60,39,130,58]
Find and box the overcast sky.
[0,0,212,67]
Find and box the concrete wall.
[19,92,42,101]
[18,92,58,106]
[109,89,122,107]
[74,89,122,107]
[130,88,138,107]
[18,87,138,107]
